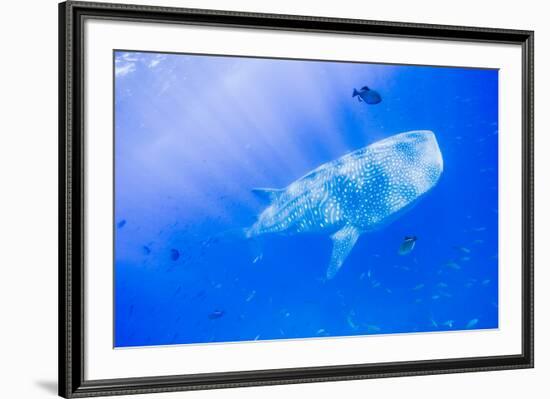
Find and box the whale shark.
[246,130,443,279]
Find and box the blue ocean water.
[114,51,498,347]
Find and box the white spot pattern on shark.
[246,131,443,279]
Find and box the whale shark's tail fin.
[326,225,361,280]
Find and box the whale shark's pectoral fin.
[251,187,283,202]
[326,225,361,280]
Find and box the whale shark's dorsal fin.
[252,188,283,202]
[326,225,361,279]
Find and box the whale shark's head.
[367,130,443,191]
[352,130,443,216]
[392,130,443,183]
[394,130,443,195]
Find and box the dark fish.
[117,219,127,229]
[208,310,225,320]
[398,236,417,255]
[142,245,151,255]
[352,86,382,105]
[170,249,180,261]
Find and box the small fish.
[472,227,487,232]
[371,281,381,288]
[430,318,438,328]
[170,249,180,261]
[399,236,417,255]
[442,320,454,328]
[412,283,425,291]
[352,86,382,105]
[347,314,358,330]
[460,256,471,262]
[202,236,220,247]
[316,328,327,336]
[436,282,448,288]
[482,279,491,286]
[252,254,263,264]
[445,261,461,270]
[466,318,479,329]
[359,272,366,280]
[473,239,484,244]
[455,246,471,254]
[208,310,225,320]
[142,245,151,255]
[432,295,440,300]
[254,334,261,341]
[367,325,381,333]
[246,290,256,302]
[117,219,127,229]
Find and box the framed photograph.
[59,1,534,397]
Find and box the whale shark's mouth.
[398,131,443,194]
[416,131,444,174]
[376,130,443,177]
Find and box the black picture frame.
[59,1,534,397]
